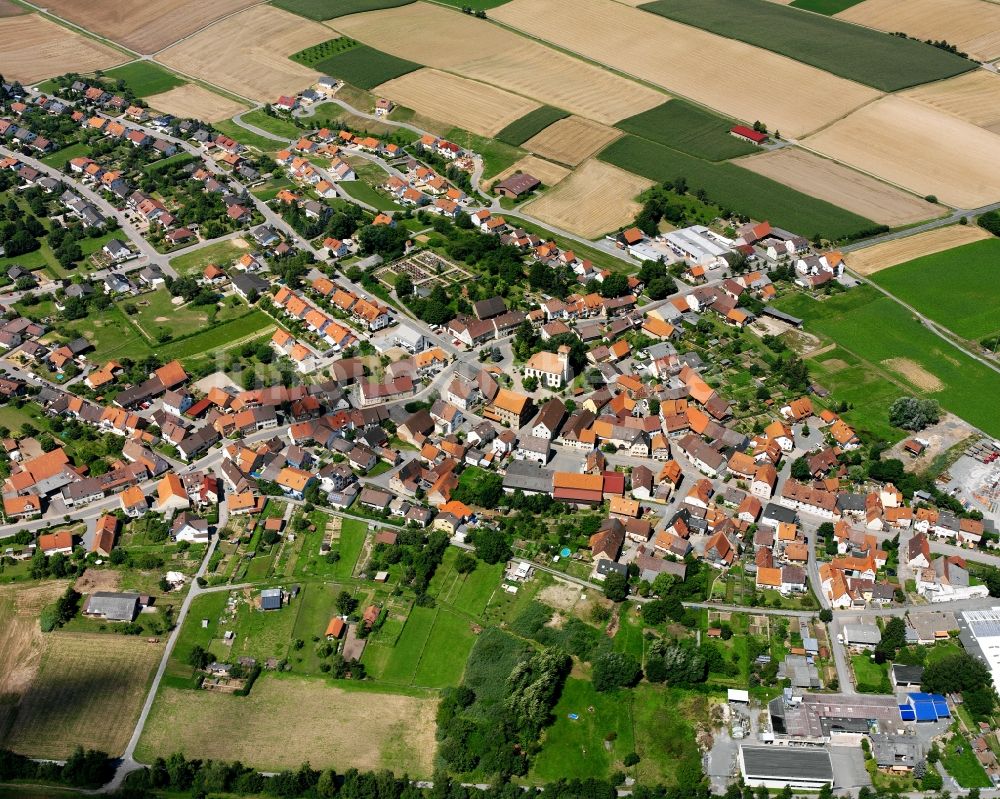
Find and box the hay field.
[521,159,653,239]
[739,148,941,227]
[844,225,991,276]
[490,155,570,189]
[330,2,664,124]
[146,84,247,122]
[375,69,539,137]
[137,676,438,775]
[2,631,162,758]
[0,14,124,84]
[157,6,332,101]
[804,96,1000,209]
[490,0,880,137]
[837,0,1000,63]
[905,72,1000,135]
[522,116,621,166]
[35,0,258,54]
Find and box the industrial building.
[739,745,834,789]
[959,608,1000,692]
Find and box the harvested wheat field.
[905,71,1000,135]
[491,0,881,137]
[157,6,332,101]
[375,69,539,137]
[137,676,438,775]
[146,83,247,122]
[523,116,621,167]
[0,14,124,84]
[845,225,991,276]
[804,96,1000,209]
[489,156,570,190]
[0,0,26,16]
[522,159,653,239]
[35,0,258,54]
[837,0,1000,63]
[2,626,162,759]
[331,2,663,124]
[739,148,941,227]
[882,358,944,392]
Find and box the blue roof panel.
[899,706,916,721]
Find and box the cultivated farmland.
[738,148,942,227]
[496,106,570,147]
[146,84,248,122]
[615,99,756,161]
[3,632,162,758]
[0,14,124,84]
[104,61,186,96]
[489,155,570,190]
[275,0,416,20]
[803,95,1000,209]
[522,116,622,167]
[330,2,664,124]
[0,0,26,15]
[36,0,259,54]
[639,0,976,92]
[157,6,332,101]
[375,69,540,137]
[870,238,1000,341]
[844,224,991,276]
[491,0,880,137]
[137,676,438,775]
[521,159,653,239]
[599,136,877,240]
[308,42,420,90]
[837,0,1000,63]
[904,71,1000,135]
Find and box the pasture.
[274,0,416,20]
[521,159,653,239]
[838,0,1000,63]
[870,238,1000,341]
[2,632,162,758]
[34,0,258,53]
[522,116,622,167]
[615,99,756,161]
[773,285,1000,437]
[0,14,123,85]
[311,43,420,90]
[104,61,186,96]
[599,135,877,241]
[804,95,1000,209]
[843,224,990,276]
[905,71,1000,135]
[376,69,539,137]
[157,6,332,101]
[739,148,942,227]
[496,105,569,147]
[490,156,570,191]
[136,676,438,775]
[639,0,975,92]
[330,1,664,124]
[491,0,879,137]
[146,84,248,122]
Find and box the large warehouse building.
[739,745,834,789]
[959,608,1000,692]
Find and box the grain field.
[522,116,622,166]
[845,225,991,276]
[146,84,247,122]
[0,14,124,84]
[904,71,1000,135]
[489,155,570,190]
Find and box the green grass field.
[870,238,1000,341]
[851,654,890,692]
[434,0,512,8]
[773,285,1000,437]
[789,0,862,13]
[615,99,757,161]
[340,179,403,211]
[212,120,282,153]
[157,311,272,360]
[240,109,301,140]
[40,141,90,169]
[639,0,976,92]
[104,61,187,97]
[496,105,569,147]
[598,135,876,240]
[274,0,415,20]
[411,609,476,688]
[445,127,524,180]
[309,44,420,90]
[169,239,247,275]
[290,37,360,67]
[944,728,992,788]
[336,518,368,579]
[378,605,436,684]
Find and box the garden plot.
[374,251,474,292]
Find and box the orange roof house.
[39,531,73,554]
[156,473,190,512]
[155,360,187,389]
